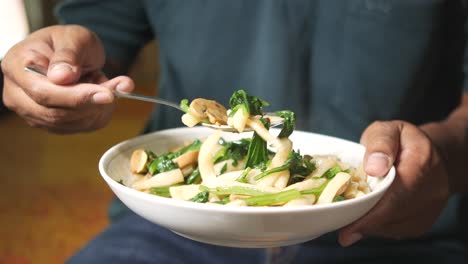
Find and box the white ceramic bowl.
[99,127,395,248]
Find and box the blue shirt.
[57,0,468,244]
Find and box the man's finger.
[47,26,105,85]
[100,75,135,93]
[21,73,114,108]
[338,177,403,247]
[4,79,110,133]
[360,121,401,177]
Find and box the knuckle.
[26,119,42,129]
[88,110,111,131]
[411,137,432,168]
[28,83,49,106]
[88,115,106,131]
[71,91,92,108]
[45,109,68,125]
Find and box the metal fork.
[24,66,283,132]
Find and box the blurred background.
[0,1,160,263]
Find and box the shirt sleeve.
[55,0,154,72]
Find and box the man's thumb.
[47,47,82,85]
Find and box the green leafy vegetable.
[276,110,296,138]
[213,138,250,165]
[117,179,125,186]
[254,150,315,181]
[244,118,270,170]
[201,185,270,196]
[189,190,209,203]
[236,167,252,183]
[185,167,201,184]
[243,189,301,206]
[321,166,342,179]
[173,139,202,157]
[300,181,329,196]
[147,155,178,175]
[228,89,269,117]
[145,150,157,160]
[219,163,228,175]
[180,99,190,113]
[214,197,231,205]
[146,140,202,175]
[149,186,172,198]
[333,195,346,202]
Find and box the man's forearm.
[421,93,468,193]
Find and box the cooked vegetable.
[130,149,149,174]
[284,195,316,207]
[236,167,252,183]
[169,184,202,200]
[149,186,172,198]
[127,90,371,207]
[276,110,296,138]
[132,169,184,190]
[243,189,301,206]
[180,99,190,113]
[200,185,271,196]
[198,130,222,182]
[316,172,351,204]
[229,89,269,117]
[213,138,250,165]
[284,178,327,192]
[214,196,231,204]
[190,190,210,203]
[333,195,345,202]
[174,139,202,156]
[321,165,342,179]
[174,150,199,168]
[180,98,228,127]
[147,140,202,175]
[254,150,314,181]
[300,181,329,196]
[147,155,178,175]
[244,118,270,170]
[228,90,269,132]
[186,167,201,184]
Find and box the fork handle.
[114,92,182,110]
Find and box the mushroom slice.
[173,150,199,168]
[316,172,351,204]
[130,149,148,174]
[189,98,228,125]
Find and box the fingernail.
[92,92,113,104]
[51,63,76,74]
[366,152,390,176]
[343,233,362,247]
[116,83,129,93]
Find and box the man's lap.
[68,210,468,264]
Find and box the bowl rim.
[99,127,395,214]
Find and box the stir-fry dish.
[126,90,371,206]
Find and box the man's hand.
[1,25,134,133]
[338,121,450,246]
